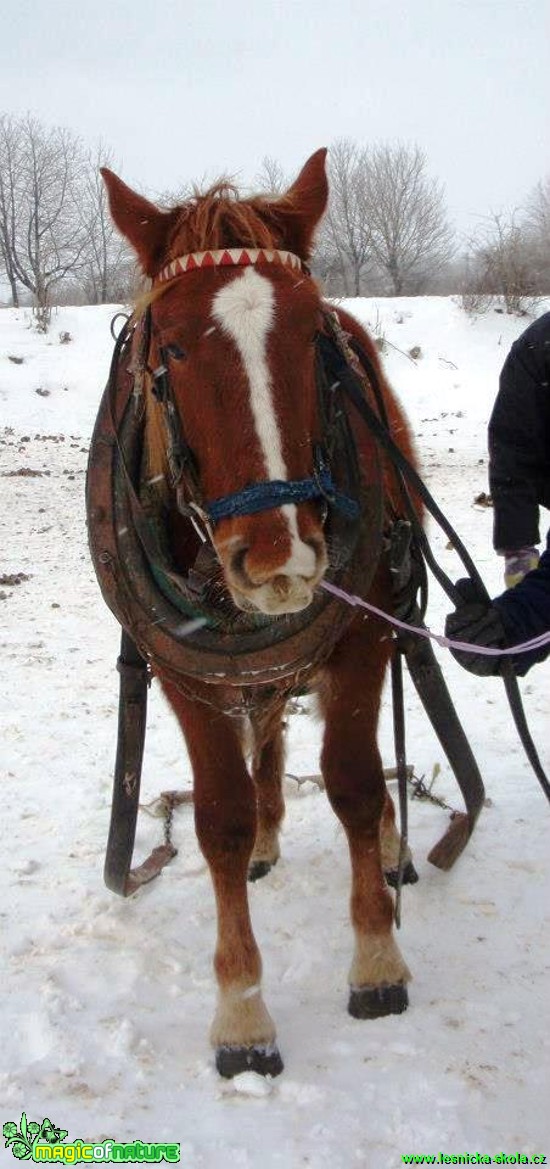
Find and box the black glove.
[444,579,508,677]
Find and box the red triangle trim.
[153,247,303,284]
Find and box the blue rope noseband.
[205,461,360,525]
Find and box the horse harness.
[87,256,548,899]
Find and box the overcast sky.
[3,0,548,241]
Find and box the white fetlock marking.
[350,932,412,988]
[210,985,276,1048]
[380,820,413,872]
[241,984,261,1000]
[251,829,280,867]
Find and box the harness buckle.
[152,364,169,401]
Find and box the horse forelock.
[163,183,287,259]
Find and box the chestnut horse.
[99,149,420,1078]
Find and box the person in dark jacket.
[446,311,550,677]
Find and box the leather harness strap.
[321,311,550,808]
[104,630,177,896]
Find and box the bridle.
[88,248,385,688]
[143,245,361,538]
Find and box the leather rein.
[320,312,550,807]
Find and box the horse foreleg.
[161,679,283,1077]
[319,624,411,1019]
[248,701,286,881]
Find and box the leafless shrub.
[463,211,540,316]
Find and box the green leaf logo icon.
[3,1112,68,1161]
[10,1141,32,1161]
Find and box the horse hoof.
[215,1043,284,1079]
[348,983,409,1019]
[384,861,419,888]
[248,859,275,882]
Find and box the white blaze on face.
[212,267,316,578]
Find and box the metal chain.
[138,765,457,860]
[407,764,455,811]
[285,764,458,814]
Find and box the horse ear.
[271,148,329,260]
[100,168,179,276]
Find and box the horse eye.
[165,341,186,361]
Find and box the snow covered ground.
[1,297,549,1167]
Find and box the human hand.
[445,579,508,676]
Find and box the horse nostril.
[272,575,291,599]
[230,545,251,585]
[305,535,327,573]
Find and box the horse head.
[102,151,333,616]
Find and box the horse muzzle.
[219,529,328,616]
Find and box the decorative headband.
[154,247,304,285]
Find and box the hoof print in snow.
[348,982,409,1019]
[215,1043,284,1079]
[384,861,419,888]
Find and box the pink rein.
[320,579,550,658]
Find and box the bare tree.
[0,114,88,325]
[0,114,23,305]
[253,155,287,195]
[323,138,373,296]
[526,176,550,238]
[524,177,550,293]
[78,144,134,303]
[362,142,455,294]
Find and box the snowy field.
[1,297,549,1167]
